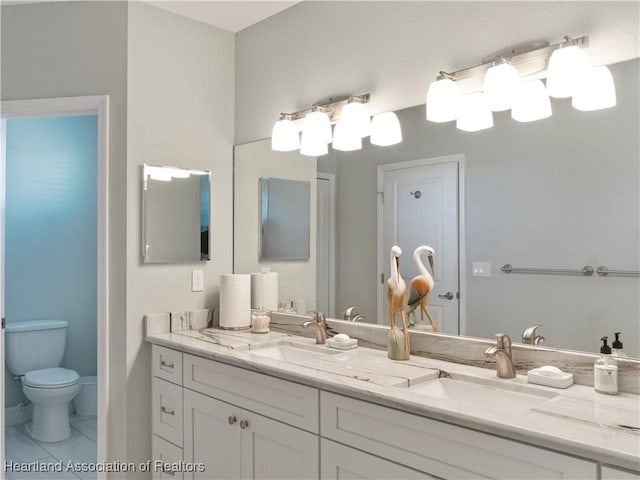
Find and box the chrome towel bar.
[500,264,594,276]
[596,266,640,277]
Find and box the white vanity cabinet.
[320,391,599,480]
[180,352,319,480]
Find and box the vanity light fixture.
[271,93,403,155]
[426,35,617,132]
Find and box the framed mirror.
[142,164,211,263]
[259,176,310,260]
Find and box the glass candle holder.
[251,309,271,333]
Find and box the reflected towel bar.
[501,264,594,276]
[596,266,640,277]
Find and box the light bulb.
[271,118,300,152]
[546,45,590,98]
[426,77,460,122]
[572,66,616,111]
[340,102,371,138]
[332,120,362,151]
[511,80,552,122]
[456,92,493,132]
[483,62,521,112]
[370,112,402,146]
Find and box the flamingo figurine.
[407,245,438,332]
[387,245,410,360]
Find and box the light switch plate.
[472,262,491,277]
[191,270,204,292]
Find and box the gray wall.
[329,58,639,357]
[127,1,235,472]
[1,0,128,461]
[235,1,640,144]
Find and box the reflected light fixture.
[370,112,402,146]
[426,35,616,132]
[272,93,402,155]
[571,65,616,111]
[456,92,493,132]
[511,80,552,122]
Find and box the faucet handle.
[495,333,512,351]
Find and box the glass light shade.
[303,111,332,143]
[300,130,328,156]
[511,80,552,122]
[571,66,616,111]
[483,63,521,112]
[332,120,362,151]
[271,119,300,151]
[546,45,590,98]
[340,102,371,137]
[426,78,460,122]
[456,92,494,132]
[370,112,402,146]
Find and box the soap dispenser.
[612,332,627,358]
[594,336,618,395]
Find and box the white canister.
[219,274,251,330]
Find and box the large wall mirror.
[233,58,639,358]
[142,164,211,263]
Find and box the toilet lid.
[23,368,80,389]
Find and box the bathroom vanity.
[146,322,639,480]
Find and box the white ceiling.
[1,0,300,33]
[145,1,300,33]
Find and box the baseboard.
[5,404,32,427]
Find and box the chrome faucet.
[484,333,516,378]
[303,311,327,344]
[522,324,545,345]
[343,306,365,322]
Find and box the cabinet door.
[153,377,184,447]
[183,389,242,480]
[321,439,432,480]
[240,409,319,480]
[152,435,184,480]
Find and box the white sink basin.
[248,342,343,362]
[405,377,555,415]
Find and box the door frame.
[376,154,466,332]
[0,95,109,466]
[316,173,336,317]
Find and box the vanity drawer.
[152,434,184,480]
[183,353,319,433]
[152,377,183,447]
[153,345,183,385]
[320,392,597,480]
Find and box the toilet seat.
[23,368,79,389]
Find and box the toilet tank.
[5,320,68,375]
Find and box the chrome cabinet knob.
[240,420,249,429]
[228,416,237,425]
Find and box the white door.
[379,157,461,334]
[316,174,335,317]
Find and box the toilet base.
[26,404,73,443]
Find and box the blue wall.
[5,115,97,407]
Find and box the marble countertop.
[146,327,640,472]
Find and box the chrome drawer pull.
[160,406,175,416]
[228,416,237,425]
[160,360,175,369]
[240,420,249,429]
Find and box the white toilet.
[5,320,81,442]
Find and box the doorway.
[316,173,336,318]
[377,155,465,335]
[0,96,109,471]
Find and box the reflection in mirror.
[233,58,639,358]
[142,164,211,263]
[259,177,310,260]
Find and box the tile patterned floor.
[4,416,97,480]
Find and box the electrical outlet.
[192,270,204,292]
[472,262,491,277]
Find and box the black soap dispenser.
[594,336,618,395]
[612,332,627,358]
